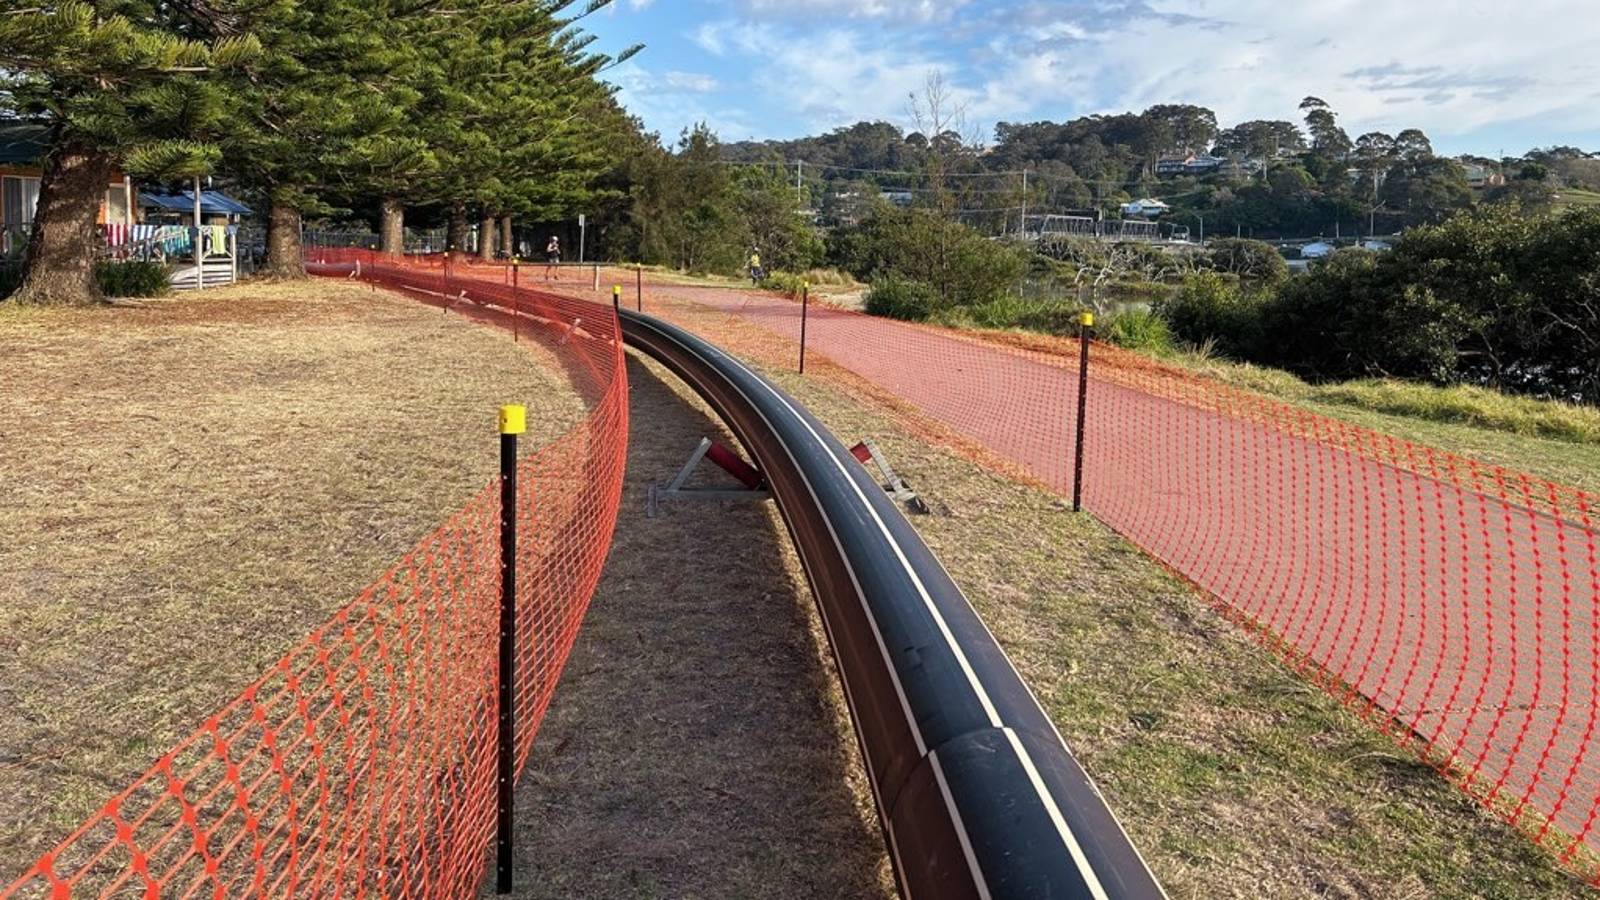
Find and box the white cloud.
[728,0,970,24]
[623,0,1600,150]
[663,71,722,93]
[966,0,1600,143]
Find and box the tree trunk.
[447,203,468,257]
[9,137,113,306]
[264,195,306,279]
[500,215,513,259]
[478,214,496,261]
[380,198,405,255]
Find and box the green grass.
[1159,351,1600,493]
[1554,188,1600,209]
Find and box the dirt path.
[502,354,894,898]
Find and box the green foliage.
[864,275,934,321]
[1156,272,1269,359]
[1203,238,1289,286]
[1155,206,1600,404]
[603,127,817,275]
[94,261,169,298]
[0,3,259,170]
[1103,308,1174,352]
[760,270,808,297]
[831,207,1027,313]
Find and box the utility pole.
[1020,169,1029,238]
[795,160,804,207]
[1369,170,1378,239]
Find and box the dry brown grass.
[0,280,585,876]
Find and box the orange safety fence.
[1,248,628,898]
[604,277,1600,882]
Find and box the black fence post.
[1072,311,1093,512]
[799,283,810,375]
[496,404,524,894]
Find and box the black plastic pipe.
[619,309,1166,900]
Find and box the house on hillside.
[1121,198,1171,217]
[879,190,915,207]
[1457,160,1506,189]
[1,122,137,255]
[1155,154,1195,176]
[1219,157,1265,178]
[1184,155,1224,175]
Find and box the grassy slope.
[1156,355,1600,495]
[639,292,1593,898]
[757,355,1591,899]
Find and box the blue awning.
[139,190,253,216]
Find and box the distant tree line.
[719,98,1596,240]
[0,0,640,306]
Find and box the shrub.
[802,267,857,287]
[1155,272,1267,359]
[95,261,170,298]
[864,275,934,321]
[760,270,808,298]
[1204,238,1290,286]
[1103,307,1174,353]
[829,207,1026,313]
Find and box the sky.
[584,0,1600,158]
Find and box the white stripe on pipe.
[1003,728,1110,900]
[929,749,994,900]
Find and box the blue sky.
[584,0,1600,157]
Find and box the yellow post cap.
[613,284,622,295]
[499,404,527,435]
[1079,311,1095,327]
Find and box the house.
[1121,198,1171,218]
[1,122,137,255]
[1219,157,1265,178]
[878,190,915,207]
[1458,160,1506,189]
[1183,155,1224,175]
[1155,154,1194,176]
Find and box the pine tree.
[217,0,433,275]
[0,2,258,305]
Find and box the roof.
[0,122,52,166]
[140,190,253,216]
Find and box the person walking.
[545,235,562,280]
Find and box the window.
[105,182,130,225]
[2,176,41,226]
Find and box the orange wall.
[0,163,134,225]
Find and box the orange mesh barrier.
[590,277,1600,882]
[2,249,628,898]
